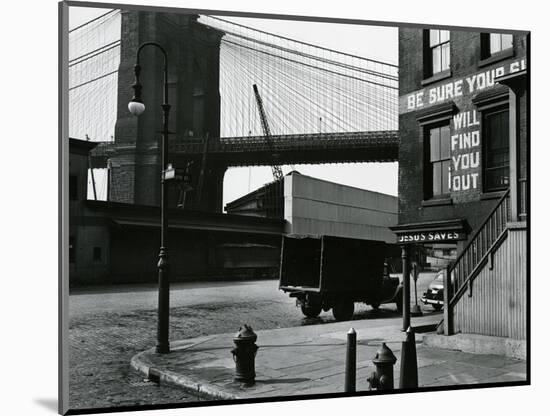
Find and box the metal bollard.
[345,328,356,393]
[231,325,259,385]
[399,326,418,389]
[367,342,397,390]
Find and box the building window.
[481,33,513,60]
[93,247,102,262]
[69,236,76,263]
[489,33,513,55]
[69,175,78,200]
[483,108,510,192]
[427,29,450,76]
[425,124,451,199]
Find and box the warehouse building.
[70,143,398,285]
[69,138,283,286]
[226,171,398,244]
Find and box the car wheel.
[370,303,380,310]
[332,300,354,321]
[432,304,443,311]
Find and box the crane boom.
[252,84,284,181]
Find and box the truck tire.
[332,300,354,321]
[301,303,322,318]
[395,287,403,314]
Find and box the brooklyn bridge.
[69,9,398,211]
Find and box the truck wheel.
[333,301,354,321]
[301,303,322,318]
[395,288,403,314]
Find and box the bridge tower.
[109,10,226,211]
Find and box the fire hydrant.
[367,342,397,390]
[231,324,259,384]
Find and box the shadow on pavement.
[256,377,311,384]
[413,323,439,333]
[33,398,58,413]
[299,306,417,326]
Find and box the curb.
[130,348,240,401]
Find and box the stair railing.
[444,189,510,335]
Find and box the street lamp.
[129,42,171,354]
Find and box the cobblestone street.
[68,277,436,411]
[69,286,285,409]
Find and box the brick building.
[392,27,528,349]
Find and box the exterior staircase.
[444,189,527,341]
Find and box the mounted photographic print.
[59,0,530,414]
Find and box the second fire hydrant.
[231,324,259,384]
[367,342,397,390]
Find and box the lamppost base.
[411,304,423,317]
[156,344,170,354]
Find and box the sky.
[69,5,399,207]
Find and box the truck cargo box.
[279,234,386,295]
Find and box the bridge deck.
[90,130,399,167]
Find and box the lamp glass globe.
[128,101,145,116]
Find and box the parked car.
[421,269,445,311]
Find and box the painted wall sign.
[399,57,527,114]
[397,231,465,244]
[450,109,480,192]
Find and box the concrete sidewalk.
[131,315,527,400]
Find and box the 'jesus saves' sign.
[397,231,464,244]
